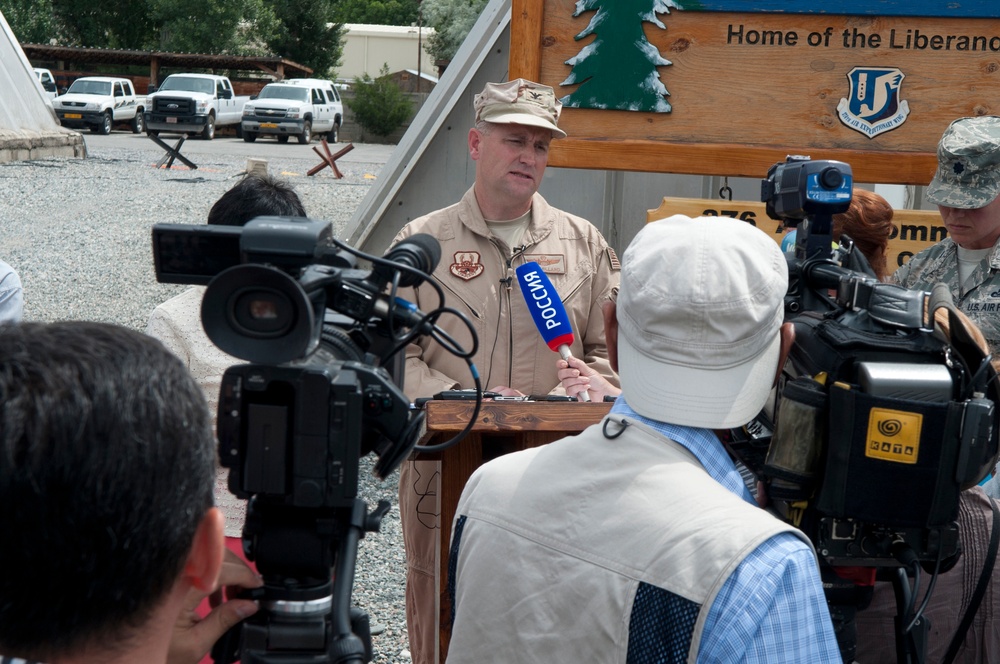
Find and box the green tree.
[333,0,420,26]
[1,0,60,44]
[347,64,412,138]
[265,0,344,77]
[422,0,487,65]
[50,0,157,48]
[149,0,277,54]
[561,0,676,112]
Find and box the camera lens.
[231,289,294,337]
[820,167,844,190]
[202,264,321,364]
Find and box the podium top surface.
[419,400,612,438]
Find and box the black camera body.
[152,216,439,664]
[760,154,853,222]
[739,157,1000,570]
[217,361,414,510]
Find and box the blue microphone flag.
[514,262,574,352]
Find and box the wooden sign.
[646,197,945,273]
[511,0,1000,184]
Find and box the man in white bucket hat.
[446,215,839,662]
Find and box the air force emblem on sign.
[837,67,910,139]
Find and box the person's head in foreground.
[926,115,1000,250]
[613,213,789,428]
[0,321,224,662]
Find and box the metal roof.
[20,44,312,81]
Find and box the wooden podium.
[415,399,612,662]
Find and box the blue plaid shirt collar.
[609,397,756,505]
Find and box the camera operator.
[146,173,307,541]
[0,321,262,664]
[446,215,839,662]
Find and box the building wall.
[340,24,437,82]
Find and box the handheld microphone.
[514,262,591,401]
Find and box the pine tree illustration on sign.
[560,0,680,112]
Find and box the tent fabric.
[0,10,85,162]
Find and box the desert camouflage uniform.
[394,185,620,664]
[890,236,1000,352]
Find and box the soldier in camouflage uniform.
[891,116,1000,353]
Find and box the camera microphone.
[377,233,442,287]
[514,261,591,402]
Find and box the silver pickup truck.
[145,74,249,140]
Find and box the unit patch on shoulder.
[450,251,485,280]
[524,254,566,274]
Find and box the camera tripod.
[213,497,391,663]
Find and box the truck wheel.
[243,131,257,143]
[327,121,339,143]
[131,111,145,134]
[201,114,215,140]
[97,111,112,135]
[277,135,289,144]
[298,121,312,145]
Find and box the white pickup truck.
[144,73,249,140]
[52,76,146,134]
[33,68,59,105]
[241,79,343,144]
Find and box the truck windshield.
[159,76,216,95]
[67,80,112,96]
[258,86,309,102]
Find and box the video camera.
[152,217,456,664]
[725,156,1000,661]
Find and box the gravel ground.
[0,138,413,662]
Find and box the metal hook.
[720,177,733,201]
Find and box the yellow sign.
[865,407,921,464]
[646,197,943,271]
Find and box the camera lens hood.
[202,264,319,364]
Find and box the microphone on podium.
[514,261,591,402]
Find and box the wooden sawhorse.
[308,140,353,177]
[149,133,197,170]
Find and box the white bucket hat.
[617,214,789,429]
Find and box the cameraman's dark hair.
[833,188,894,281]
[207,173,307,226]
[0,322,215,658]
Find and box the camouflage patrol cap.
[474,79,567,139]
[926,116,1000,209]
